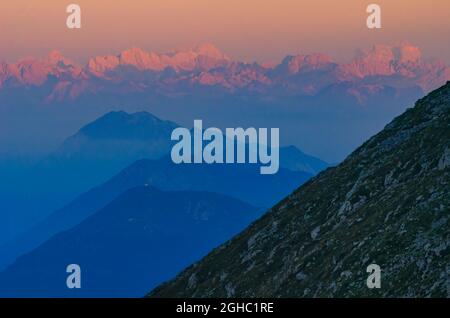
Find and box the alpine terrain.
[149,82,450,298]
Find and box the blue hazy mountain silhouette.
[0,154,312,270]
[33,110,178,194]
[0,186,262,297]
[0,111,179,243]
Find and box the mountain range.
[149,82,450,297]
[1,43,448,103]
[0,50,448,299]
[2,42,448,165]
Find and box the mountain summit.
[86,43,230,76]
[339,43,449,91]
[149,82,450,298]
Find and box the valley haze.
[0,42,448,163]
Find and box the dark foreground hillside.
[149,82,450,297]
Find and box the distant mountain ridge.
[0,43,448,102]
[87,43,230,75]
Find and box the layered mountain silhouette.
[0,186,261,297]
[0,111,180,244]
[0,108,325,268]
[149,82,450,298]
[0,155,312,271]
[0,43,448,103]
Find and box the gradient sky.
[1,0,449,63]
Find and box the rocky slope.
[149,82,450,298]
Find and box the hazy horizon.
[1,0,449,64]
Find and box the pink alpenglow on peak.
[278,53,334,74]
[193,43,230,61]
[393,43,421,64]
[341,43,425,78]
[86,43,230,77]
[0,51,84,86]
[0,42,449,101]
[87,55,121,77]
